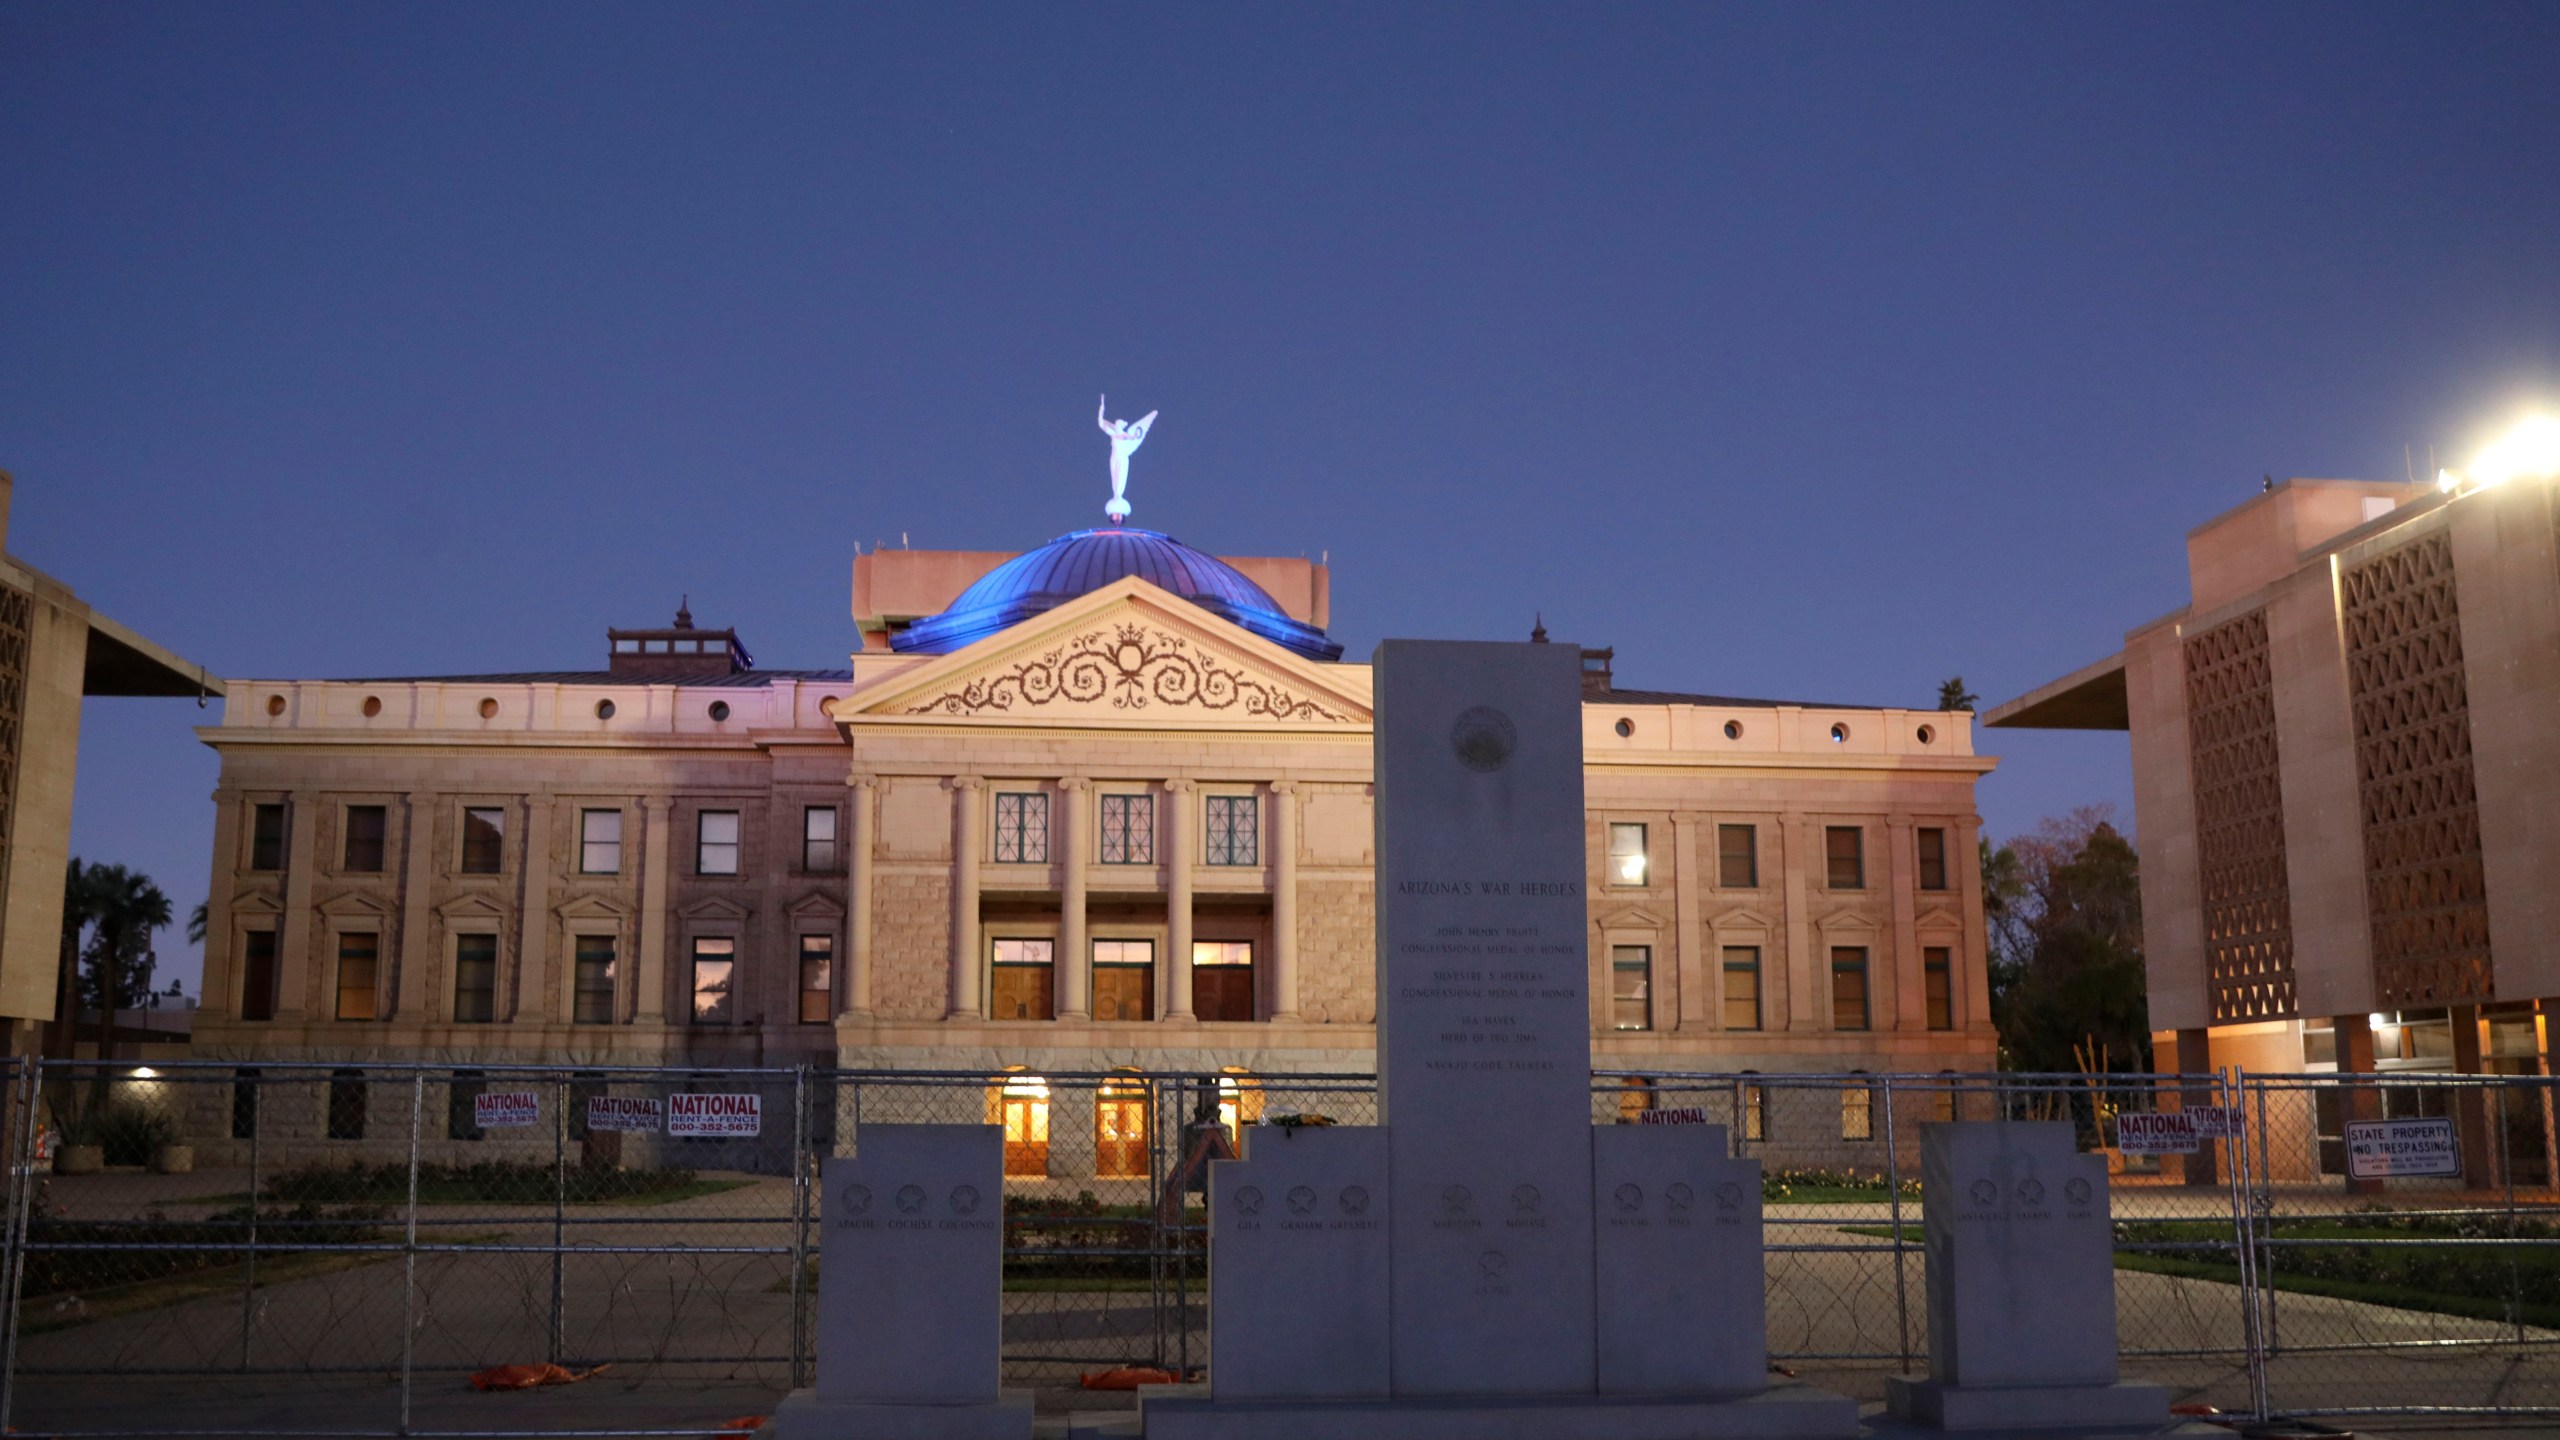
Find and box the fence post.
[1882,1075,1911,1372]
[2501,1082,2523,1347]
[789,1065,813,1391]
[550,1071,568,1366]
[0,1058,41,1437]
[398,1071,423,1438]
[2225,1069,2269,1423]
[240,1070,261,1371]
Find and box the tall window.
[1830,947,1870,1031]
[240,930,280,1021]
[1917,827,1949,891]
[1717,824,1757,888]
[991,939,1055,1020]
[1099,794,1155,864]
[231,1068,260,1140]
[1740,1073,1766,1142]
[803,806,838,870]
[461,807,506,873]
[993,792,1050,863]
[343,806,387,872]
[335,933,378,1021]
[573,936,617,1024]
[1193,942,1255,1023]
[1608,823,1649,886]
[798,935,834,1023]
[1924,947,1954,1030]
[1096,1079,1149,1179]
[690,937,735,1023]
[1841,1074,1875,1141]
[251,803,287,871]
[1721,946,1762,1030]
[696,811,740,875]
[580,809,622,873]
[1000,1076,1051,1178]
[1204,795,1259,866]
[1610,946,1652,1030]
[327,1068,367,1140]
[453,934,498,1022]
[1093,940,1155,1022]
[1824,826,1864,889]
[1617,1077,1654,1123]
[448,1069,486,1141]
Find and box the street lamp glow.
[2443,414,2560,493]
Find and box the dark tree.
[1936,676,1978,712]
[77,865,172,1066]
[1985,811,2150,1074]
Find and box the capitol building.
[192,471,1999,1145]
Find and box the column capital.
[1267,780,1298,797]
[849,773,878,794]
[641,795,673,815]
[948,775,983,794]
[1059,776,1092,795]
[1165,778,1196,796]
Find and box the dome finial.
[1530,613,1549,643]
[1098,394,1158,524]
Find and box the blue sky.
[9,4,2557,994]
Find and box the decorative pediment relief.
[555,893,634,922]
[1812,907,1882,934]
[1594,905,1669,931]
[1708,905,1776,932]
[677,895,754,923]
[910,621,1352,722]
[435,892,509,922]
[787,890,846,922]
[1916,904,1965,934]
[316,889,397,920]
[229,889,284,916]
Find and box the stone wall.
[870,872,951,1019]
[1296,876,1375,1023]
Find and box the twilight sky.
[7,4,2558,995]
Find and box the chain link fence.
[0,1059,2550,1435]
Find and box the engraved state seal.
[1450,706,1518,773]
[841,1183,873,1215]
[1234,1185,1265,1216]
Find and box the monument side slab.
[817,1125,1005,1404]
[1918,1121,2117,1390]
[1374,639,1598,1396]
[1210,1124,1393,1399]
[1592,1124,1767,1395]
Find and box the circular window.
[1723,720,1742,741]
[595,699,617,720]
[1916,724,1935,745]
[361,696,381,718]
[1614,718,1634,738]
[264,695,286,717]
[1829,722,1849,744]
[477,697,499,720]
[709,700,732,723]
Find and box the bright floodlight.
[2459,415,2560,491]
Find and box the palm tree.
[52,859,108,1059]
[1936,676,1979,712]
[80,865,172,1069]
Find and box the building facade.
[194,521,1998,1110]
[1989,471,2560,1176]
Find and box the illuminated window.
[1097,1078,1149,1179]
[1841,1074,1874,1141]
[453,934,497,1022]
[1825,827,1864,889]
[1204,795,1259,866]
[1608,823,1649,886]
[1740,1072,1766,1142]
[991,939,1055,1020]
[1917,828,1949,891]
[573,936,616,1024]
[1617,1076,1653,1123]
[580,809,622,874]
[993,792,1049,864]
[335,933,378,1021]
[1216,1075,1265,1141]
[240,931,279,1021]
[1721,946,1761,1031]
[1717,824,1757,888]
[462,807,506,873]
[1093,940,1155,1022]
[1831,947,1870,1031]
[1100,794,1155,864]
[803,806,838,870]
[343,806,386,873]
[696,811,740,875]
[1193,941,1255,1023]
[690,937,735,1023]
[250,803,287,871]
[1610,946,1652,1031]
[1924,947,1954,1030]
[799,936,834,1023]
[1001,1076,1051,1177]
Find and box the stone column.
[845,778,876,1019]
[1956,815,1992,1036]
[948,777,983,1020]
[1886,816,1920,1031]
[274,798,320,1020]
[1164,781,1195,1021]
[1269,781,1301,1021]
[2336,1012,2384,1196]
[2451,1005,2496,1190]
[516,794,552,1022]
[1782,817,1818,1032]
[395,793,439,1019]
[198,792,243,1024]
[634,796,672,1024]
[1059,780,1092,1021]
[1671,815,1706,1029]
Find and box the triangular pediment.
[1594,904,1669,931]
[230,889,284,916]
[1813,907,1882,934]
[1916,903,1964,935]
[787,890,846,922]
[436,892,509,922]
[1708,905,1777,931]
[555,893,634,922]
[832,577,1371,729]
[316,889,397,920]
[677,894,754,922]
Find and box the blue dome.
[892,527,1344,661]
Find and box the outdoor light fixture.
[2437,414,2560,493]
[130,1067,158,1079]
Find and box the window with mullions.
[1192,942,1255,1022]
[1717,824,1757,888]
[1204,795,1259,866]
[993,792,1049,864]
[453,934,497,1022]
[991,939,1056,1020]
[1825,826,1865,889]
[335,933,379,1021]
[462,807,506,873]
[1099,794,1154,864]
[1092,940,1155,1022]
[1917,827,1950,891]
[799,935,834,1023]
[1830,947,1870,1031]
[803,806,839,870]
[1610,946,1652,1030]
[1924,946,1954,1030]
[343,806,387,872]
[1740,1073,1767,1142]
[1608,824,1649,886]
[697,811,740,875]
[691,937,735,1023]
[573,936,617,1024]
[240,931,279,1021]
[250,803,287,871]
[580,809,622,874]
[1721,946,1762,1030]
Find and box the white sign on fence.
[2345,1116,2460,1179]
[585,1095,666,1133]
[473,1091,542,1129]
[1638,1106,1714,1126]
[667,1092,761,1138]
[2185,1105,2244,1139]
[2115,1112,2200,1155]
